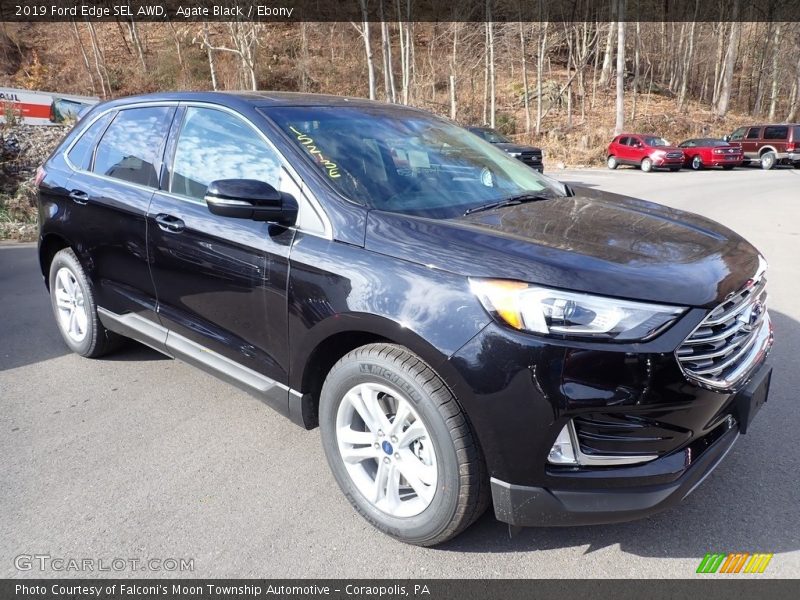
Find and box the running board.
[97,308,301,423]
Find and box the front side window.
[729,127,747,141]
[746,128,761,140]
[66,112,112,171]
[264,106,562,219]
[170,107,282,201]
[679,140,695,148]
[93,107,173,188]
[763,126,788,140]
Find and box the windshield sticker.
[288,126,340,179]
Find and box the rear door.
[763,125,789,154]
[65,105,175,325]
[146,104,300,408]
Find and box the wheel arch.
[38,232,72,289]
[290,313,469,430]
[759,145,778,156]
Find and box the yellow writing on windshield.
[289,126,341,179]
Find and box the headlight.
[470,279,686,341]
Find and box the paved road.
[2,166,799,578]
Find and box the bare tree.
[519,19,531,133]
[86,22,110,98]
[678,1,698,110]
[714,0,740,117]
[379,3,396,103]
[352,0,376,100]
[768,22,782,121]
[614,2,626,135]
[196,23,218,91]
[598,21,615,88]
[486,2,495,129]
[71,21,97,95]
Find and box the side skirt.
[97,308,307,426]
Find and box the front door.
[147,105,295,408]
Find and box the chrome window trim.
[63,99,333,240]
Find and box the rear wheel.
[607,155,618,169]
[691,156,704,170]
[48,248,121,357]
[641,157,653,172]
[760,152,776,170]
[319,343,489,546]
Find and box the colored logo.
[696,553,773,574]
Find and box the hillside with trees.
[1,16,799,237]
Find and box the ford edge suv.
[36,92,773,546]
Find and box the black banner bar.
[0,0,799,23]
[2,580,800,600]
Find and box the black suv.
[467,126,544,172]
[37,92,773,546]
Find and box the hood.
[494,142,541,154]
[646,145,684,154]
[365,187,761,308]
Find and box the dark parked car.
[467,126,544,172]
[607,134,685,172]
[678,138,744,170]
[725,124,800,169]
[37,92,773,546]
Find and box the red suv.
[725,124,800,169]
[607,134,685,172]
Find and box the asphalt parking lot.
[1,166,799,578]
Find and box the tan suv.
[725,124,800,169]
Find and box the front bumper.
[491,420,738,526]
[489,360,771,526]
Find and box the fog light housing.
[548,424,578,465]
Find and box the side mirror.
[722,135,730,142]
[205,179,297,226]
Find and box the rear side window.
[763,126,788,140]
[793,126,800,141]
[93,106,174,188]
[618,136,629,145]
[746,128,761,140]
[169,107,282,201]
[66,112,112,171]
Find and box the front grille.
[519,152,542,165]
[666,152,683,159]
[676,270,771,390]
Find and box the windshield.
[472,128,510,143]
[643,136,669,147]
[263,106,560,219]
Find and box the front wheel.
[691,156,703,170]
[761,152,776,170]
[319,344,489,546]
[607,155,618,169]
[641,157,653,172]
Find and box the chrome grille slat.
[675,263,772,390]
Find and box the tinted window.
[66,112,112,171]
[679,140,694,148]
[265,105,562,218]
[746,128,761,140]
[170,107,283,201]
[729,127,747,141]
[642,136,669,147]
[93,107,173,188]
[763,126,788,140]
[618,136,629,145]
[793,126,800,141]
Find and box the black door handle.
[69,190,89,205]
[155,214,185,233]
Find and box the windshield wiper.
[463,192,557,216]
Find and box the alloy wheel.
[335,382,438,518]
[54,267,88,343]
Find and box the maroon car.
[607,134,685,172]
[678,138,743,170]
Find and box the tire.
[607,155,618,170]
[641,157,653,172]
[48,248,121,358]
[691,156,703,170]
[760,152,776,170]
[319,343,489,546]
